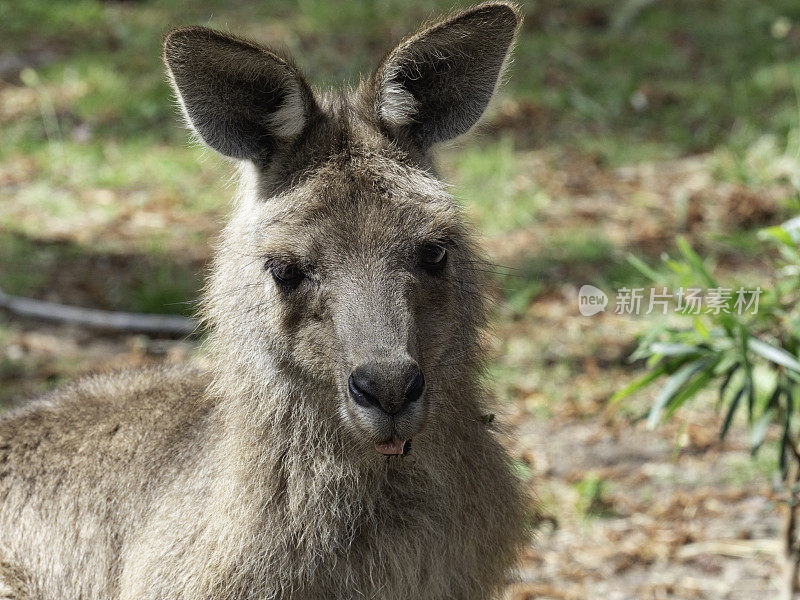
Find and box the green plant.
[614,194,800,597]
[574,473,616,519]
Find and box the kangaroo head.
[164,3,520,458]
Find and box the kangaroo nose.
[348,361,425,415]
[404,369,425,403]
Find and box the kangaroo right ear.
[163,27,316,162]
[370,2,520,152]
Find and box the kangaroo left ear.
[368,2,520,152]
[163,27,317,162]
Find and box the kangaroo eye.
[420,244,447,274]
[267,261,305,287]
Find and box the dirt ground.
[500,302,783,600]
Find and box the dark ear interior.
[163,27,316,161]
[371,2,520,151]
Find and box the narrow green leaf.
[780,385,793,475]
[610,365,667,403]
[714,353,738,374]
[629,328,664,361]
[626,254,662,283]
[663,359,719,420]
[751,384,784,456]
[749,338,800,374]
[721,386,746,440]
[759,225,795,247]
[645,354,662,368]
[676,236,717,287]
[766,382,784,410]
[751,407,776,456]
[718,364,740,403]
[648,360,710,429]
[664,259,691,276]
[739,326,755,422]
[694,317,711,340]
[649,342,703,357]
[779,243,800,264]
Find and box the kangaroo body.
[0,4,528,599]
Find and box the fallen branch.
[0,287,196,336]
[676,538,781,560]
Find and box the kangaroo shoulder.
[0,364,213,461]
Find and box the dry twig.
[0,287,196,336]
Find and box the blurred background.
[2,1,800,598]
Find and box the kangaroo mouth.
[375,436,411,456]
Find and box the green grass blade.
[626,254,662,283]
[676,236,717,288]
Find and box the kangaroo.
[0,3,528,599]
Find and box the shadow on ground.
[0,231,205,316]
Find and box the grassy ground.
[2,1,800,597]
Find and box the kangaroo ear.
[371,2,520,151]
[163,27,316,161]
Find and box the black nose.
[348,361,425,415]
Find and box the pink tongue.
[375,436,406,455]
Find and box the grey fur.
[0,3,528,599]
[369,2,520,150]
